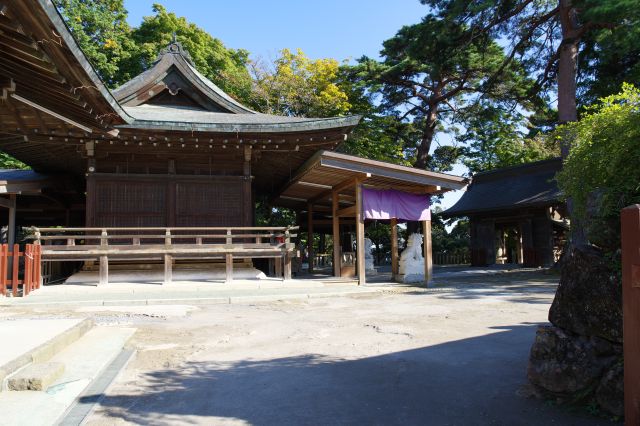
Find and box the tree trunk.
[557,0,579,151]
[414,105,438,170]
[557,0,587,247]
[407,106,438,234]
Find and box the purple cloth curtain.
[362,188,431,221]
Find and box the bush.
[556,84,640,252]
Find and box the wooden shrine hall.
[443,158,566,267]
[0,0,465,286]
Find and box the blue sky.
[124,1,466,209]
[124,0,427,61]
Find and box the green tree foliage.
[340,116,413,165]
[578,3,640,105]
[422,0,639,132]
[55,0,136,87]
[336,65,414,166]
[556,84,640,250]
[0,153,28,170]
[254,196,296,227]
[459,104,559,173]
[127,4,252,102]
[56,2,253,101]
[431,207,470,256]
[249,49,351,117]
[355,15,533,170]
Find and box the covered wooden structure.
[275,151,466,284]
[0,0,466,286]
[443,158,567,267]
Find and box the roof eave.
[319,151,467,190]
[442,199,563,218]
[37,0,134,125]
[116,115,363,133]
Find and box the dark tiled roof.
[443,158,563,217]
[0,169,49,182]
[120,105,362,133]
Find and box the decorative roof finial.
[156,33,194,66]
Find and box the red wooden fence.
[622,204,640,424]
[0,243,41,297]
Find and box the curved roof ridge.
[183,60,256,114]
[112,42,255,114]
[472,157,562,180]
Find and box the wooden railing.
[29,226,298,285]
[433,252,470,265]
[0,244,42,297]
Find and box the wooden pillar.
[225,253,233,284]
[7,194,17,282]
[164,254,172,285]
[243,146,252,226]
[391,218,398,280]
[275,256,282,278]
[99,255,108,286]
[307,203,314,273]
[283,252,292,281]
[355,182,365,285]
[423,220,433,285]
[521,218,534,266]
[7,194,16,248]
[86,174,96,227]
[11,243,18,297]
[621,204,640,423]
[332,191,340,277]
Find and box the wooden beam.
[355,183,365,285]
[307,203,314,273]
[10,94,93,133]
[1,182,48,193]
[332,190,340,277]
[305,219,356,226]
[309,175,370,204]
[0,77,15,100]
[423,220,432,285]
[391,218,398,280]
[0,195,16,209]
[336,205,357,217]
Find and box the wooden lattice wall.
[86,174,251,227]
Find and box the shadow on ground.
[395,270,561,305]
[86,323,611,426]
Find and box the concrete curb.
[0,289,382,308]
[0,318,93,390]
[58,348,137,426]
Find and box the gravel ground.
[4,270,615,425]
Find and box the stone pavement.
[0,279,378,307]
[0,265,545,308]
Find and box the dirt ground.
[8,271,615,425]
